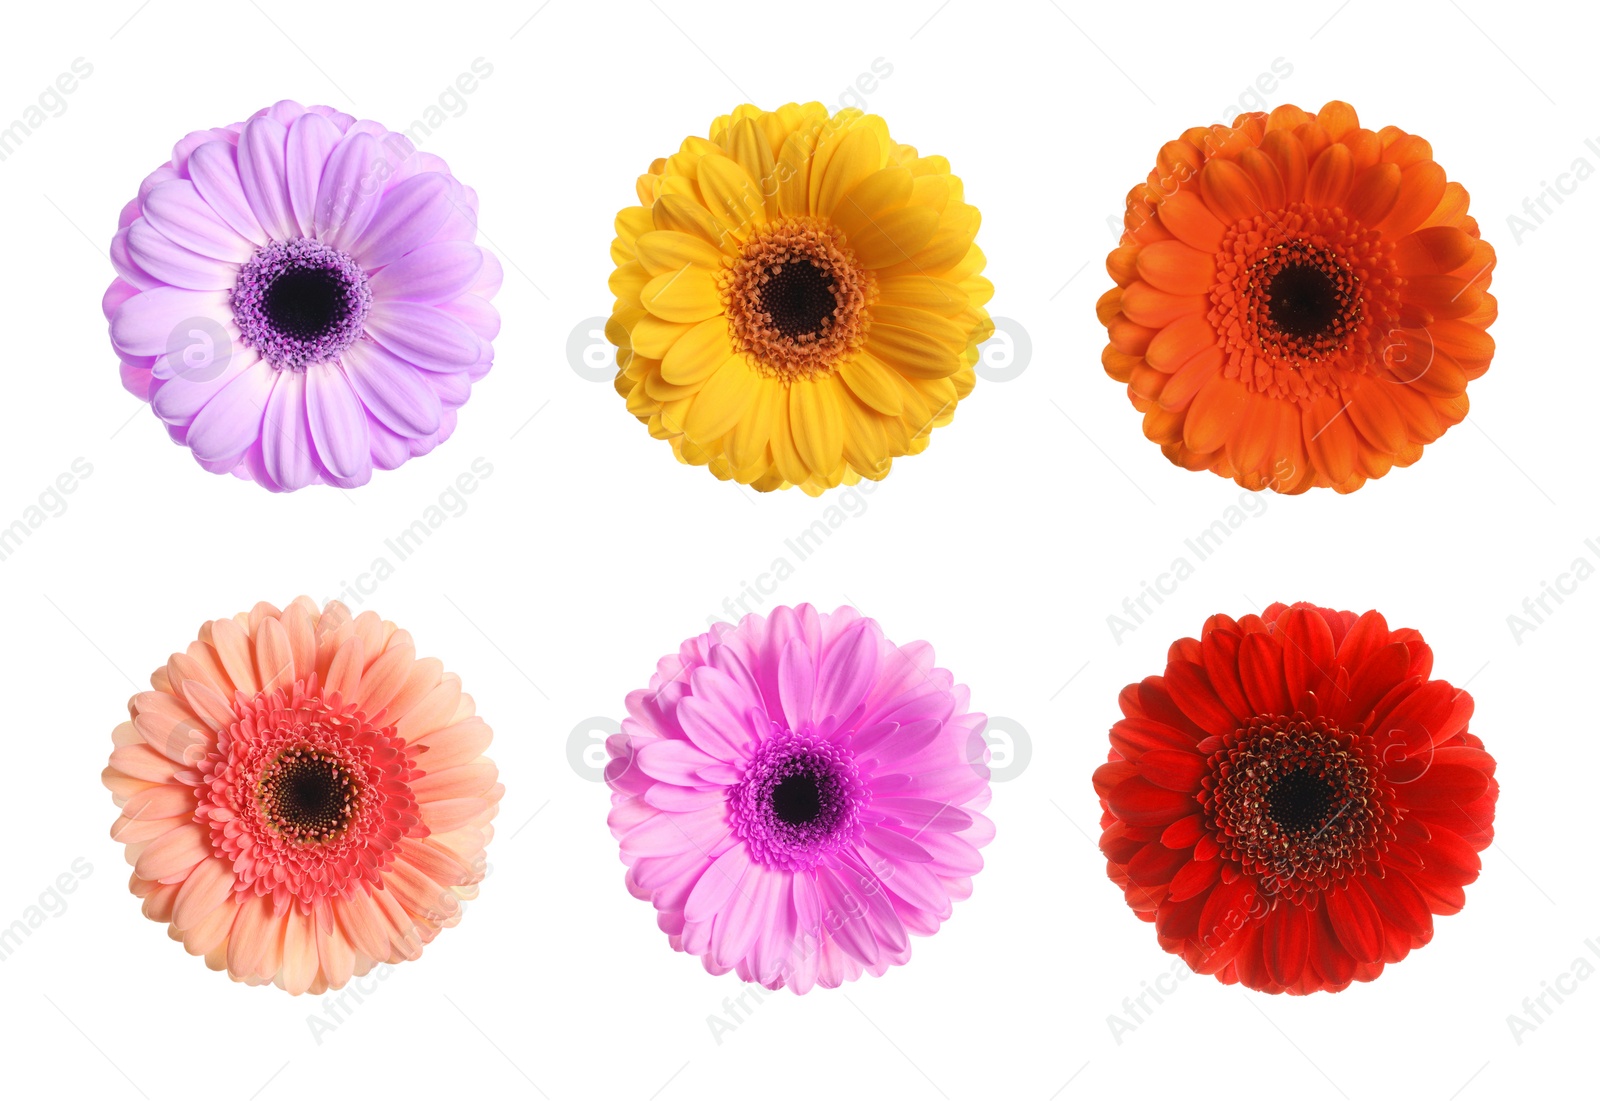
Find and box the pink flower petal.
[777,637,815,731]
[683,845,752,925]
[814,620,879,724]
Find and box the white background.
[0,1,1593,1097]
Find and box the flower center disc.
[1201,715,1396,903]
[729,729,863,870]
[1264,262,1345,340]
[259,747,357,843]
[726,218,875,381]
[1208,203,1400,401]
[771,772,823,825]
[232,239,371,370]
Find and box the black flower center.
[260,749,355,843]
[771,772,822,825]
[1265,768,1337,832]
[760,260,838,340]
[231,238,372,370]
[1266,262,1342,339]
[263,267,348,341]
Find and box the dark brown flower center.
[1265,261,1344,340]
[726,217,875,381]
[259,747,358,844]
[771,772,823,825]
[1201,715,1396,903]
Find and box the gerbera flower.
[1099,101,1497,493]
[103,597,501,993]
[606,103,994,494]
[105,99,501,491]
[1094,602,1498,994]
[606,604,993,990]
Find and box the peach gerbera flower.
[103,597,501,994]
[1100,101,1497,493]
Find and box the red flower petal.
[1108,775,1198,827]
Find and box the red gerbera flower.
[1094,602,1498,994]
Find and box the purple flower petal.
[260,368,318,491]
[186,357,273,462]
[187,141,266,245]
[305,362,371,482]
[151,349,255,425]
[126,221,236,290]
[436,291,500,341]
[110,286,231,357]
[348,173,452,268]
[236,116,297,241]
[341,340,442,438]
[285,111,341,238]
[316,131,382,250]
[368,241,483,305]
[363,301,479,370]
[143,180,254,262]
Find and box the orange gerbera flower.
[1099,101,1497,493]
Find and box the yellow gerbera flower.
[607,102,994,494]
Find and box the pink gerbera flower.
[103,597,502,993]
[606,604,993,992]
[104,99,501,491]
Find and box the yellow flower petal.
[838,388,891,475]
[661,316,734,385]
[696,153,763,232]
[726,117,779,220]
[630,313,696,359]
[652,193,724,244]
[683,356,756,442]
[837,352,904,416]
[818,126,890,219]
[635,230,725,276]
[642,266,723,323]
[866,323,962,380]
[789,377,845,474]
[725,374,778,473]
[847,204,941,269]
[875,275,969,318]
[775,131,815,219]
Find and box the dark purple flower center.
[730,729,862,871]
[232,239,371,370]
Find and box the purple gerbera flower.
[104,99,501,491]
[606,604,994,992]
